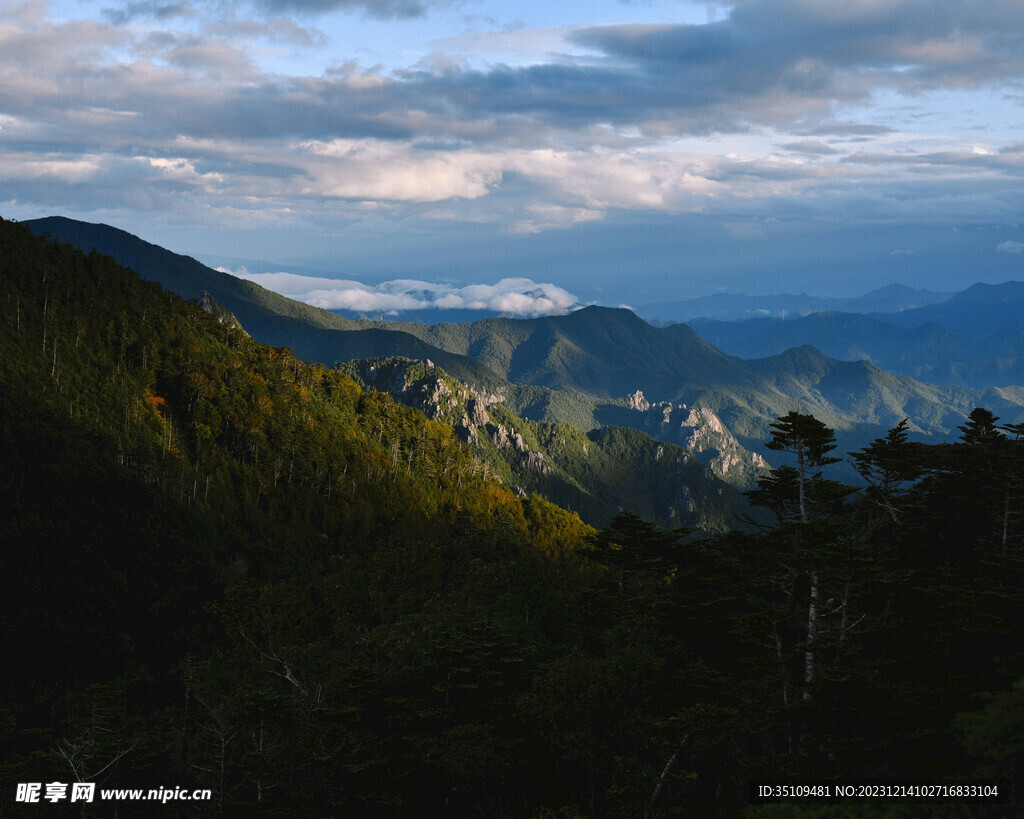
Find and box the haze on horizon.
[3,0,1024,314]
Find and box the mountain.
[385,307,755,397]
[0,216,612,814]
[337,357,755,530]
[333,306,519,325]
[23,215,753,526]
[634,283,955,323]
[593,390,771,489]
[689,311,1024,388]
[376,305,1024,450]
[24,216,503,390]
[870,280,1024,338]
[25,217,1024,471]
[6,217,1024,814]
[16,217,775,480]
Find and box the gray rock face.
[413,377,452,418]
[382,368,411,397]
[625,398,768,488]
[627,389,650,412]
[200,291,218,316]
[511,431,527,452]
[489,423,510,449]
[522,450,552,476]
[467,398,490,428]
[455,422,479,446]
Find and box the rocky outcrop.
[454,421,479,446]
[522,451,552,476]
[627,389,650,412]
[467,398,490,428]
[489,423,509,449]
[336,357,748,532]
[620,397,768,489]
[199,291,242,331]
[486,423,529,453]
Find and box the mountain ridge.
[23,216,1024,466]
[869,279,1024,338]
[635,282,956,323]
[689,310,1024,388]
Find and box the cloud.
[510,204,604,235]
[428,26,581,61]
[779,141,840,156]
[223,268,580,316]
[102,2,196,25]
[249,0,432,19]
[7,0,1024,243]
[102,0,436,20]
[299,141,504,201]
[997,241,1024,254]
[12,1,1024,151]
[163,40,255,78]
[206,17,327,47]
[562,1,1024,131]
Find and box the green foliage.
[4,218,1024,815]
[340,356,751,531]
[748,412,855,524]
[959,406,1002,443]
[955,678,1024,786]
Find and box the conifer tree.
[747,412,854,704]
[851,419,923,525]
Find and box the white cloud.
[997,240,1024,254]
[300,140,504,202]
[222,268,580,317]
[428,26,583,63]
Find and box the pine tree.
[748,411,851,525]
[851,419,924,525]
[747,413,855,703]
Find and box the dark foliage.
[2,218,1023,815]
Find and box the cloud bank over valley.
[226,268,581,317]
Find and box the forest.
[1,216,1022,815]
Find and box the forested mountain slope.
[338,357,753,530]
[4,217,1024,814]
[28,216,1024,463]
[0,217,593,814]
[24,216,503,389]
[391,305,1024,454]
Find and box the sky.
[4,0,1024,314]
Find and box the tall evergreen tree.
[747,413,855,704]
[748,411,851,525]
[850,419,924,525]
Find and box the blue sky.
[4,0,1024,314]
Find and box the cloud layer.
[3,0,1024,298]
[225,268,580,316]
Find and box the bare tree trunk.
[646,733,690,818]
[1002,491,1011,559]
[803,571,818,700]
[774,623,789,707]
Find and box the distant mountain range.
[690,311,1024,389]
[868,280,1024,338]
[25,216,1024,483]
[685,280,1024,389]
[634,283,955,323]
